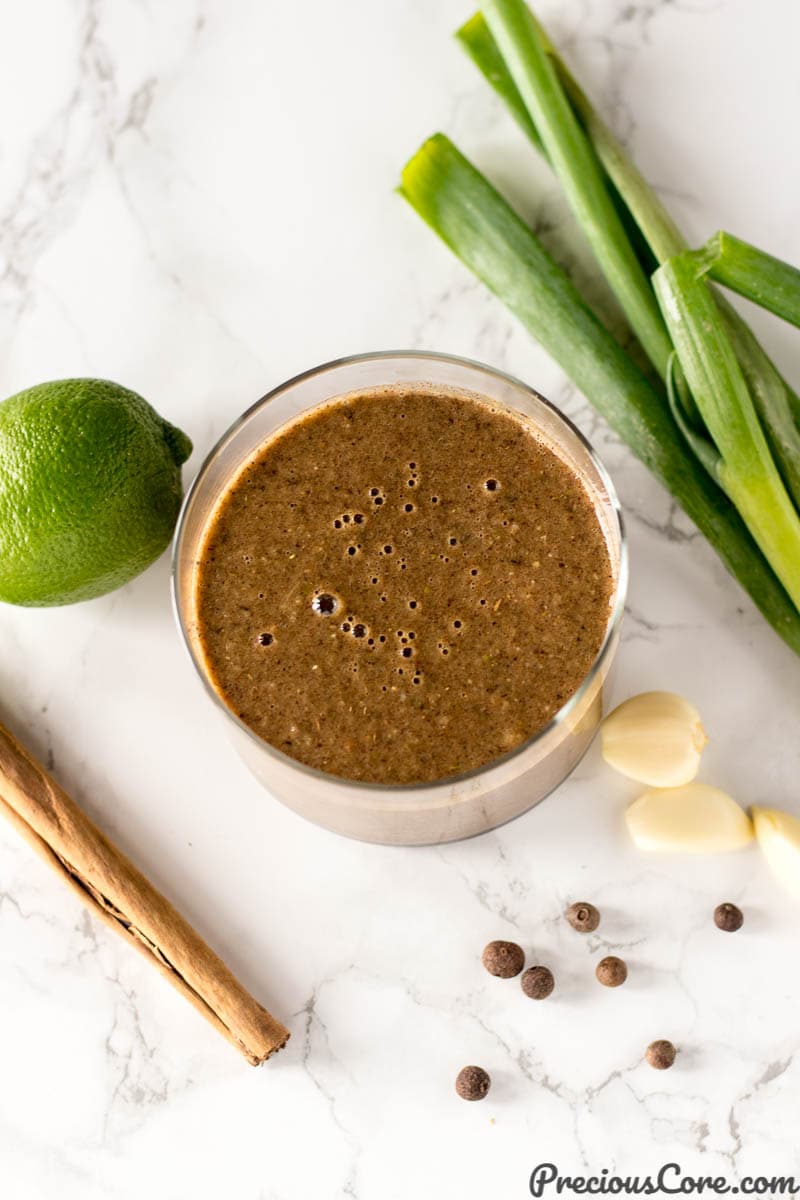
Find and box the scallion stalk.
[459,5,800,480]
[398,134,800,652]
[456,12,658,278]
[653,253,800,608]
[722,312,800,511]
[458,12,543,154]
[457,11,678,270]
[690,231,800,330]
[480,0,674,379]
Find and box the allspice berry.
[455,1065,491,1101]
[482,939,525,979]
[646,1039,677,1070]
[596,955,628,987]
[714,902,744,933]
[565,901,600,933]
[521,965,555,1000]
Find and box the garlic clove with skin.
[752,807,800,901]
[601,691,707,787]
[626,783,754,854]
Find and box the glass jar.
[172,351,627,845]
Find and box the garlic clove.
[626,783,753,854]
[752,807,800,901]
[601,691,707,787]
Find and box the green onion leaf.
[693,231,800,329]
[665,354,722,485]
[461,9,685,267]
[480,0,674,379]
[456,11,658,278]
[460,5,800,473]
[653,253,800,609]
[457,12,544,154]
[722,310,800,511]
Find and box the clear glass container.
[172,352,627,845]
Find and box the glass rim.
[171,349,628,796]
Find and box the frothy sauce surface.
[195,386,614,784]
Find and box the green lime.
[0,377,192,606]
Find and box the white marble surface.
[1,1,799,1196]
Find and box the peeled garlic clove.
[752,807,800,901]
[602,691,707,787]
[626,783,753,854]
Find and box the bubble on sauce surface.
[256,632,274,646]
[312,592,338,615]
[484,478,499,492]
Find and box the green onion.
[525,36,800,447]
[665,355,720,483]
[456,12,658,278]
[457,11,677,271]
[398,134,800,652]
[722,311,800,511]
[653,253,800,609]
[480,0,674,379]
[457,12,543,154]
[690,231,800,330]
[529,16,687,267]
[459,5,800,479]
[668,301,800,515]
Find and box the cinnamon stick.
[0,720,289,1065]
